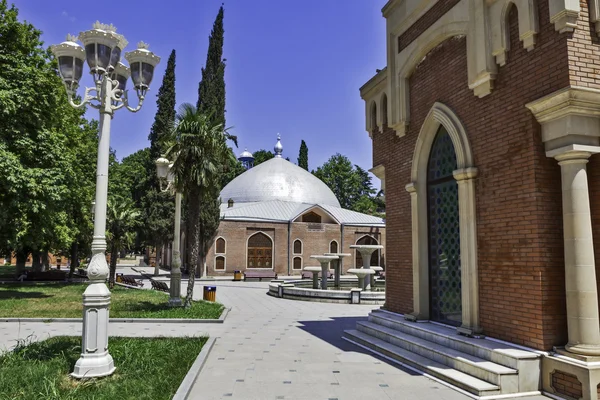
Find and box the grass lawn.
[0,336,206,400]
[0,283,224,319]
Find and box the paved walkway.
[0,270,550,400]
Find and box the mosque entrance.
[427,126,462,326]
[247,232,273,268]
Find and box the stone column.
[454,168,482,336]
[551,148,600,356]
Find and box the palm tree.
[106,200,140,289]
[163,103,236,308]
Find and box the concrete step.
[356,321,518,390]
[343,329,501,397]
[369,309,540,369]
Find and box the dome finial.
[274,133,283,158]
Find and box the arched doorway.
[247,232,273,269]
[355,235,379,267]
[427,126,461,326]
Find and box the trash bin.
[233,270,242,281]
[203,286,216,302]
[116,273,124,283]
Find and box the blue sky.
[15,0,387,174]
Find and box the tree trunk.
[109,243,118,289]
[154,243,162,276]
[42,251,49,272]
[184,190,200,308]
[31,249,41,272]
[15,250,27,278]
[69,242,79,279]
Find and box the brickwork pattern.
[551,370,583,400]
[375,1,570,349]
[205,220,385,277]
[397,0,462,53]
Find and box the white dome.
[220,157,340,207]
[239,148,253,158]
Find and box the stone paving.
[0,269,550,400]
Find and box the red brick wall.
[376,1,570,349]
[206,220,385,277]
[397,0,462,53]
[551,370,583,400]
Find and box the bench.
[243,270,277,281]
[301,270,333,280]
[150,279,169,292]
[77,268,87,276]
[122,276,143,287]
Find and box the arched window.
[371,101,378,131]
[293,256,302,270]
[215,256,225,270]
[293,239,302,255]
[302,211,321,223]
[355,235,379,267]
[215,237,225,254]
[381,93,388,127]
[329,240,338,254]
[247,232,273,269]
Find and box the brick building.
[347,0,600,398]
[204,135,386,277]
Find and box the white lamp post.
[51,22,160,379]
[155,157,183,307]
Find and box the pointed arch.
[380,93,388,127]
[293,239,303,255]
[406,102,480,335]
[246,231,274,269]
[354,235,380,268]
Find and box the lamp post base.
[72,267,115,378]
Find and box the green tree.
[164,104,236,307]
[149,49,176,164]
[0,1,90,273]
[197,5,226,128]
[253,149,274,166]
[185,4,232,279]
[144,49,177,265]
[106,200,140,288]
[298,140,308,170]
[313,154,378,214]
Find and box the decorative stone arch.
[394,21,470,136]
[292,256,303,271]
[370,100,378,133]
[329,240,339,254]
[215,236,226,254]
[490,0,538,66]
[380,92,388,128]
[405,102,481,335]
[246,231,274,269]
[354,235,380,268]
[293,239,303,255]
[214,255,226,271]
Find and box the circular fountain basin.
[267,277,385,305]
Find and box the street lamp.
[51,22,160,379]
[155,157,183,307]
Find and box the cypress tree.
[197,5,226,127]
[144,49,176,271]
[298,140,308,170]
[149,49,177,163]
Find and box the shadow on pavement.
[296,316,420,377]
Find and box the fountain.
[302,266,322,289]
[324,252,351,287]
[349,244,384,290]
[267,246,385,305]
[309,255,339,290]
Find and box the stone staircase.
[343,309,542,398]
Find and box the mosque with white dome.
[204,135,386,277]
